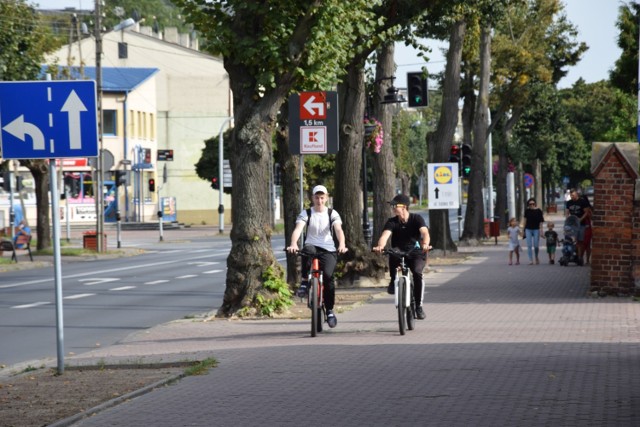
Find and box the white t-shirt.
[296,207,342,251]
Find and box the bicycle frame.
[308,257,324,311]
[394,261,412,309]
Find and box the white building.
[46,24,232,225]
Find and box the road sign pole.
[50,159,65,374]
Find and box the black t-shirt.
[383,213,427,252]
[524,208,545,230]
[565,197,590,224]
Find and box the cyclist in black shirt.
[372,194,430,320]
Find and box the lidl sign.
[427,162,459,209]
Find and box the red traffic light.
[212,177,219,190]
[450,145,460,155]
[148,178,155,192]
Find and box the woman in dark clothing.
[523,198,545,265]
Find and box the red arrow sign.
[299,92,326,120]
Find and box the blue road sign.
[0,80,98,159]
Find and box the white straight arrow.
[303,95,325,117]
[61,90,87,150]
[2,115,45,150]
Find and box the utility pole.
[95,0,104,252]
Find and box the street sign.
[524,173,534,188]
[157,149,174,161]
[288,91,339,154]
[427,162,460,209]
[0,80,98,159]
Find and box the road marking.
[145,280,169,285]
[203,269,224,274]
[109,286,136,291]
[78,278,119,286]
[11,301,50,309]
[64,293,95,300]
[0,253,219,290]
[189,249,211,253]
[188,261,219,267]
[176,275,197,279]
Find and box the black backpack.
[304,208,339,248]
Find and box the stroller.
[558,215,582,266]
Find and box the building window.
[103,110,117,136]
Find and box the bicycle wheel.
[407,281,415,331]
[310,277,319,337]
[397,277,407,335]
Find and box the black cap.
[388,194,410,206]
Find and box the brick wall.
[590,143,639,296]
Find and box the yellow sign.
[433,166,453,184]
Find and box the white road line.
[0,253,218,290]
[145,280,169,285]
[202,269,224,274]
[176,275,197,279]
[78,278,119,286]
[109,286,136,291]
[11,302,50,309]
[189,249,211,253]
[188,261,219,266]
[64,293,95,300]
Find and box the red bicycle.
[291,246,335,337]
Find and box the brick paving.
[61,221,640,427]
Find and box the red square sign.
[299,92,327,120]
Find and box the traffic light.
[449,144,460,164]
[211,177,219,190]
[148,178,155,192]
[407,71,428,107]
[274,163,282,186]
[461,144,472,178]
[115,170,127,187]
[15,176,22,191]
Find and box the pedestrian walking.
[507,217,521,265]
[544,222,558,264]
[523,198,545,265]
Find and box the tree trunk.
[371,42,396,245]
[218,75,286,316]
[275,103,302,286]
[23,160,50,250]
[462,24,491,242]
[428,19,465,251]
[335,62,386,283]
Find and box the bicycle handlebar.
[283,248,338,257]
[376,247,423,259]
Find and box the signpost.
[288,91,339,155]
[427,162,460,210]
[428,162,460,254]
[0,80,98,374]
[0,80,98,158]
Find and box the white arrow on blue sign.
[0,80,98,159]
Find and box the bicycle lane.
[70,244,640,426]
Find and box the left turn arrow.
[2,115,45,150]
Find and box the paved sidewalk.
[62,238,640,426]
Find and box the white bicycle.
[383,248,417,335]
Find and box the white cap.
[312,185,328,195]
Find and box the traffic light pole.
[218,117,233,234]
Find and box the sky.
[39,0,622,90]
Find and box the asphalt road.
[0,235,242,367]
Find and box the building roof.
[42,66,159,92]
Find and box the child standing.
[544,222,558,264]
[507,218,521,265]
